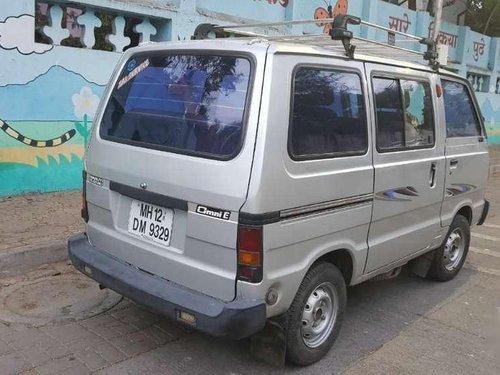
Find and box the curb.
[0,240,68,278]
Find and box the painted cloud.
[0,14,53,55]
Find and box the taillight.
[81,170,89,223]
[237,224,263,283]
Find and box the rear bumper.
[68,233,266,339]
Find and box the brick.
[111,306,160,329]
[73,348,109,371]
[86,324,123,340]
[110,331,157,357]
[66,334,107,352]
[61,363,91,375]
[102,319,138,337]
[140,325,176,345]
[41,323,94,344]
[7,327,52,349]
[0,339,14,356]
[154,319,194,338]
[80,314,133,340]
[34,355,82,375]
[19,369,38,375]
[94,342,126,364]
[0,323,15,340]
[0,352,31,375]
[19,344,51,367]
[80,314,118,330]
[42,341,72,359]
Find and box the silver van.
[68,17,490,365]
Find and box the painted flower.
[72,87,100,119]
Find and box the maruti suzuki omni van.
[68,34,490,365]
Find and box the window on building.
[373,77,435,151]
[442,80,482,137]
[289,68,367,159]
[35,1,169,52]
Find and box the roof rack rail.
[192,14,440,69]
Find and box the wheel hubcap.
[443,228,465,271]
[300,282,338,348]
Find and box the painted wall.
[477,93,500,145]
[0,0,499,196]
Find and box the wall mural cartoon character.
[314,0,349,35]
[0,119,76,147]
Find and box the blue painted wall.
[0,0,499,196]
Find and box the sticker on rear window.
[196,205,231,220]
[118,59,150,89]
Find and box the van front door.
[365,64,446,273]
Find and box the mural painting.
[0,5,112,196]
[0,0,498,197]
[478,94,500,145]
[255,0,289,7]
[314,0,349,35]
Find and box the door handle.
[449,159,459,172]
[429,162,437,188]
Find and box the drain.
[0,273,122,326]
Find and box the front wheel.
[285,262,346,366]
[427,214,470,282]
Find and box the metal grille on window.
[466,72,489,93]
[35,1,170,52]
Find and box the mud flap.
[250,318,287,367]
[408,250,435,278]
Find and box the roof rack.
[192,14,440,69]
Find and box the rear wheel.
[427,214,470,281]
[285,262,346,366]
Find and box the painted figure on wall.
[314,0,349,35]
[0,4,110,196]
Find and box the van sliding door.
[364,63,446,273]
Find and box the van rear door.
[84,43,267,302]
[440,78,489,227]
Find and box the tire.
[427,214,470,282]
[285,262,346,366]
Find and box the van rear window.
[100,53,252,159]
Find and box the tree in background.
[465,0,500,36]
[425,0,499,36]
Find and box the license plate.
[128,200,174,247]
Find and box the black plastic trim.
[81,170,89,222]
[239,194,374,225]
[68,233,266,339]
[477,200,490,226]
[109,181,188,211]
[239,211,280,226]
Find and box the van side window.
[442,80,482,137]
[373,77,435,152]
[289,68,367,159]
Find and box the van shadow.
[148,267,472,374]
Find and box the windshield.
[100,53,252,159]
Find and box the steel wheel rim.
[443,228,465,271]
[300,282,338,348]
